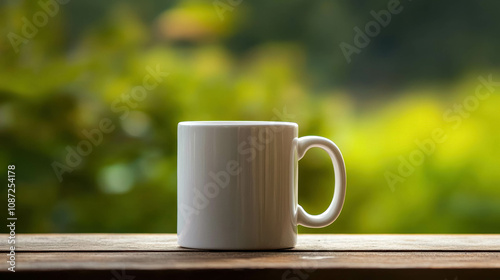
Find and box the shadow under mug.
[177,121,346,250]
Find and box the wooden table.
[2,234,499,279]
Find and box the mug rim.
[178,121,298,127]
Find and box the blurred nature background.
[1,0,499,233]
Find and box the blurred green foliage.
[1,0,499,233]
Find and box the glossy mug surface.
[177,121,346,250]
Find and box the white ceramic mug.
[177,121,346,250]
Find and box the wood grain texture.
[9,252,500,271]
[2,234,499,279]
[3,234,500,252]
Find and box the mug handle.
[296,136,347,228]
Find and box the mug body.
[177,121,298,250]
